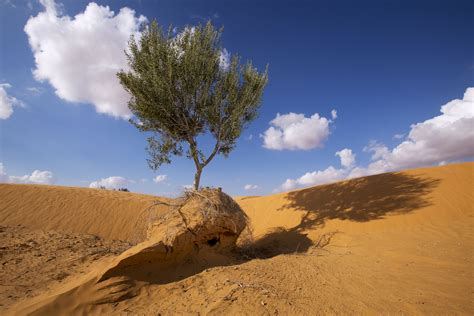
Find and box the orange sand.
[0,184,169,243]
[1,162,472,315]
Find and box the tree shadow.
[239,227,314,258]
[248,172,441,257]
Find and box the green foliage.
[118,20,268,189]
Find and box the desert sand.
[0,162,472,315]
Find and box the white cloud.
[262,111,335,150]
[27,86,44,95]
[393,133,404,139]
[331,109,337,120]
[364,141,390,161]
[89,176,127,189]
[279,166,347,191]
[173,27,229,71]
[170,26,195,59]
[0,83,24,119]
[1,0,17,8]
[0,163,55,184]
[0,163,8,182]
[29,170,53,183]
[276,87,474,191]
[219,48,230,71]
[24,1,146,119]
[357,87,474,174]
[244,184,258,190]
[335,148,356,168]
[153,174,167,183]
[38,0,57,13]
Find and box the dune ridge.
[0,184,169,243]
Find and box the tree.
[118,21,268,190]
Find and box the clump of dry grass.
[223,279,278,302]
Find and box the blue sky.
[0,0,473,196]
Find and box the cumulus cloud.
[262,111,336,150]
[331,109,337,120]
[0,163,55,184]
[153,174,167,183]
[0,83,24,119]
[276,87,474,191]
[363,141,390,161]
[89,176,128,189]
[335,148,356,168]
[354,87,474,175]
[24,0,146,118]
[279,166,346,191]
[244,184,258,190]
[278,147,354,191]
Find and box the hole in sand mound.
[207,236,220,246]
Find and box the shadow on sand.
[249,171,440,257]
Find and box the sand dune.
[1,162,473,314]
[0,184,169,243]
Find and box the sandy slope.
[1,162,473,315]
[0,184,169,243]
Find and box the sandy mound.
[100,188,248,282]
[1,162,473,315]
[0,184,170,243]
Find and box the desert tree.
[118,21,268,190]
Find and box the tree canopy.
[118,21,268,190]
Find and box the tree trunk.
[193,167,202,190]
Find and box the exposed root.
[223,279,277,301]
[312,231,339,250]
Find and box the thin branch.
[202,139,220,167]
[202,109,223,167]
